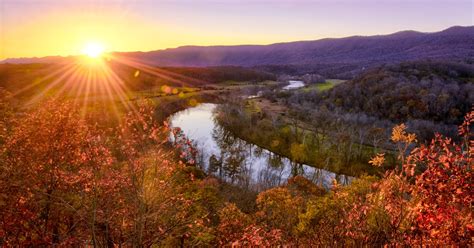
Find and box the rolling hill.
[118,26,474,77]
[2,26,473,78]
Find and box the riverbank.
[169,103,353,191]
[213,101,395,177]
[158,80,393,178]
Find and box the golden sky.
[1,9,250,59]
[1,0,472,59]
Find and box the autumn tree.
[0,100,114,246]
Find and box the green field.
[302,79,347,92]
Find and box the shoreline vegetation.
[155,79,389,178]
[212,101,389,177]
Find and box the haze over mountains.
[3,26,473,78]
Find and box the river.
[283,80,305,90]
[170,103,353,191]
[248,80,305,99]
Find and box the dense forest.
[0,56,472,247]
[163,66,276,84]
[322,61,474,124]
[272,61,474,142]
[0,89,471,246]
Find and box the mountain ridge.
[119,26,474,68]
[2,26,473,78]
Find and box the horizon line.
[1,25,472,61]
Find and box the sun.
[81,42,105,58]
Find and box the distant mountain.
[1,56,70,64]
[117,26,474,74]
[2,26,473,78]
[118,26,474,78]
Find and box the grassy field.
[302,79,347,92]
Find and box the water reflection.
[282,80,305,90]
[170,103,353,191]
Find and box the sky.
[1,0,473,59]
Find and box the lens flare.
[81,42,104,58]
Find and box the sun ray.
[110,54,207,86]
[11,63,76,99]
[51,65,84,99]
[26,64,80,106]
[73,68,89,106]
[101,61,137,112]
[19,42,214,120]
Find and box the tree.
[0,100,114,246]
[403,109,473,245]
[217,203,252,245]
[255,187,303,239]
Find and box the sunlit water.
[247,81,305,99]
[283,80,305,90]
[170,103,352,191]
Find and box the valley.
[0,23,472,246]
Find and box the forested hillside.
[280,61,473,141]
[117,26,474,78]
[321,61,474,124]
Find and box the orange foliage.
[0,95,471,246]
[404,109,473,245]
